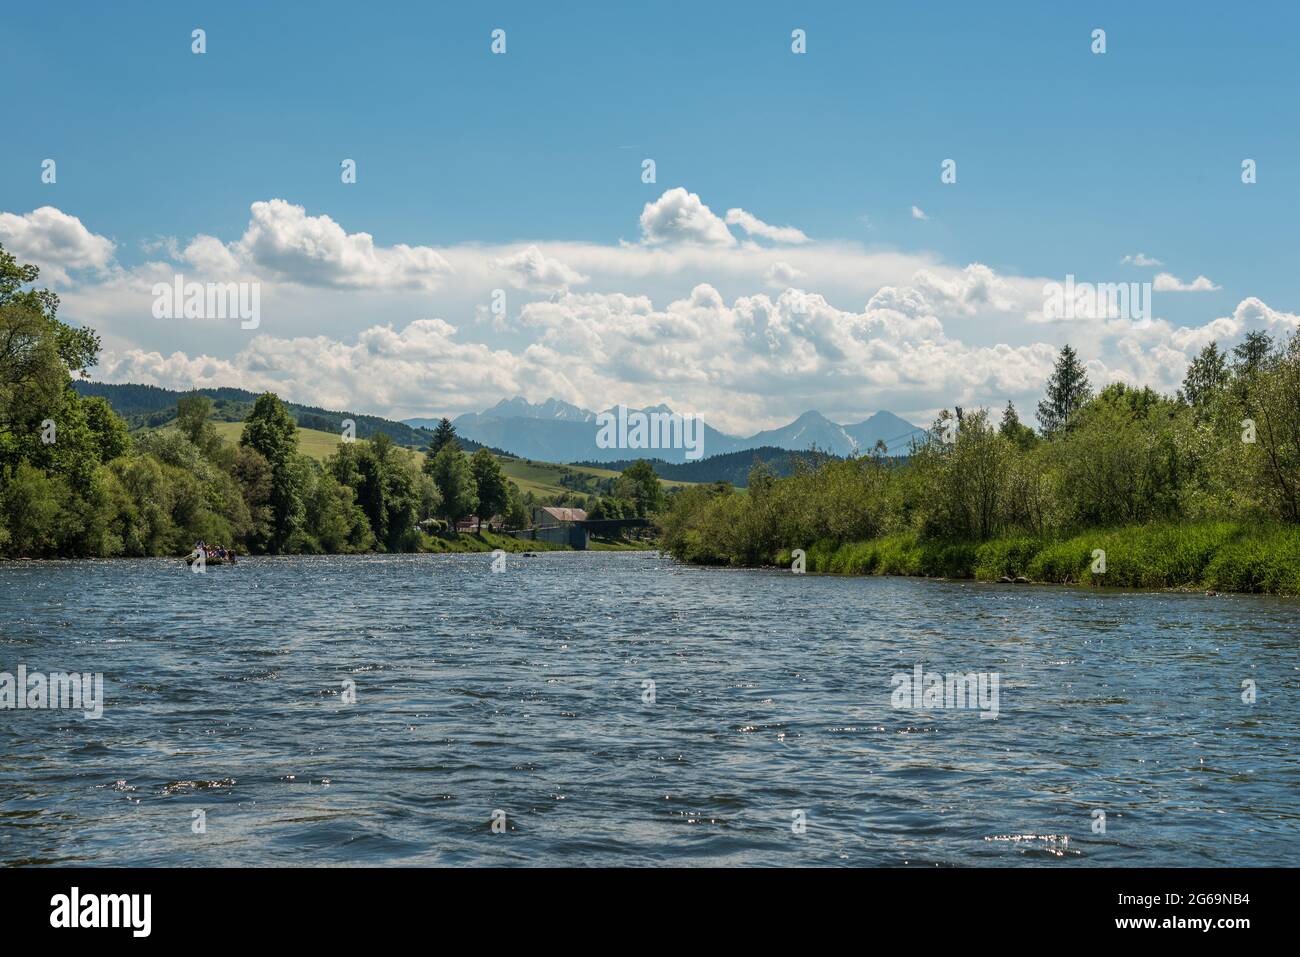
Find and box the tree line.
[660,334,1300,572]
[0,244,544,557]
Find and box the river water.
[1,551,1296,866]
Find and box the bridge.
[575,517,651,533]
[506,517,651,549]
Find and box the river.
[1,551,1296,866]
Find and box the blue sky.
[2,1,1297,429]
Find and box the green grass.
[773,522,1300,595]
[495,456,597,496]
[422,531,659,554]
[587,537,659,551]
[420,530,569,553]
[496,455,695,496]
[210,420,344,460]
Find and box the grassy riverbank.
[424,531,656,554]
[0,530,656,561]
[659,339,1300,597]
[372,530,657,554]
[412,531,569,554]
[587,537,659,551]
[769,521,1300,594]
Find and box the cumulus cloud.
[913,263,1021,316]
[639,188,735,246]
[0,207,115,284]
[1121,252,1163,267]
[764,261,806,287]
[182,234,242,275]
[1093,297,1298,390]
[8,190,1287,433]
[492,244,588,293]
[724,208,809,244]
[231,199,453,290]
[1154,272,1220,292]
[88,271,1294,434]
[89,281,1051,432]
[911,206,929,220]
[106,202,454,291]
[97,318,537,418]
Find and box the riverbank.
[420,530,568,554]
[764,522,1300,595]
[427,531,656,553]
[0,530,659,561]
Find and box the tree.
[0,243,99,454]
[915,408,1012,540]
[175,392,219,453]
[81,395,131,462]
[1036,344,1093,436]
[1240,334,1300,521]
[232,445,274,548]
[998,401,1037,450]
[344,433,423,551]
[429,417,459,455]
[504,482,530,529]
[1233,331,1274,375]
[1052,384,1190,526]
[427,443,478,531]
[239,393,304,551]
[0,461,64,555]
[469,448,509,531]
[613,460,664,517]
[300,454,376,553]
[1180,341,1228,416]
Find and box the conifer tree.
[1036,345,1092,436]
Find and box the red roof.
[537,507,587,523]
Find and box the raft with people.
[184,542,237,567]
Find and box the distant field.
[210,420,343,461]
[204,421,691,494]
[497,456,695,495]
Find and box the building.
[527,506,589,549]
[454,514,505,533]
[533,506,588,527]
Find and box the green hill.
[73,381,496,453]
[204,422,689,495]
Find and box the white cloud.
[492,244,588,293]
[140,236,181,259]
[231,199,453,290]
[6,191,1286,434]
[182,234,242,275]
[0,206,115,284]
[724,208,809,244]
[1121,252,1163,267]
[911,206,929,221]
[88,275,1294,434]
[97,318,539,419]
[639,188,735,246]
[1154,272,1220,292]
[913,263,1021,316]
[764,261,806,287]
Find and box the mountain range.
[406,398,925,464]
